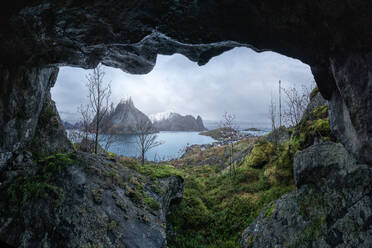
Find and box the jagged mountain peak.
[151,112,206,131]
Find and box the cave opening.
[0,1,371,247]
[51,47,315,160]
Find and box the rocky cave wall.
[0,0,371,165]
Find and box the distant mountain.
[149,111,173,122]
[62,121,82,130]
[151,112,207,131]
[102,98,152,134]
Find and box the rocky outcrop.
[101,98,152,134]
[241,142,372,248]
[303,91,328,119]
[0,66,58,166]
[152,113,206,131]
[264,126,291,144]
[0,152,184,248]
[30,92,73,157]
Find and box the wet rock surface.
[0,152,184,248]
[241,142,372,248]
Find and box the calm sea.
[100,131,216,161]
[68,129,270,161]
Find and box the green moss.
[244,141,274,168]
[3,153,75,209]
[309,86,319,100]
[151,181,163,194]
[167,156,295,248]
[287,216,327,248]
[312,118,330,133]
[7,177,63,206]
[311,105,328,118]
[264,202,275,218]
[107,151,116,158]
[144,196,160,211]
[124,183,144,205]
[38,153,75,180]
[130,163,183,179]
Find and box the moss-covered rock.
[30,92,73,158]
[241,142,372,248]
[244,141,274,168]
[0,152,184,248]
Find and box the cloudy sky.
[51,47,314,128]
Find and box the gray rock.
[302,92,328,119]
[101,98,152,134]
[0,66,58,165]
[0,152,184,248]
[30,91,74,157]
[293,142,355,188]
[264,126,291,144]
[241,142,372,248]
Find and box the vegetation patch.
[144,196,160,211]
[167,101,333,247]
[126,163,183,180]
[309,86,319,100]
[244,141,274,168]
[264,202,275,218]
[2,153,76,212]
[167,145,295,247]
[286,216,327,248]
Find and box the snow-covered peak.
[149,111,175,122]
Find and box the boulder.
[241,142,372,248]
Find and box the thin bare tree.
[268,92,280,146]
[220,112,240,176]
[86,64,111,154]
[282,83,313,127]
[269,92,277,131]
[77,103,94,152]
[135,118,163,165]
[98,102,117,151]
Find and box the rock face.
[152,112,206,131]
[303,91,328,119]
[0,66,59,166]
[241,142,372,248]
[0,152,184,248]
[0,0,371,165]
[102,98,152,134]
[31,92,74,157]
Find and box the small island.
[243,127,262,132]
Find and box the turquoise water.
[99,131,217,161]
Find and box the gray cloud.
[51,47,314,127]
